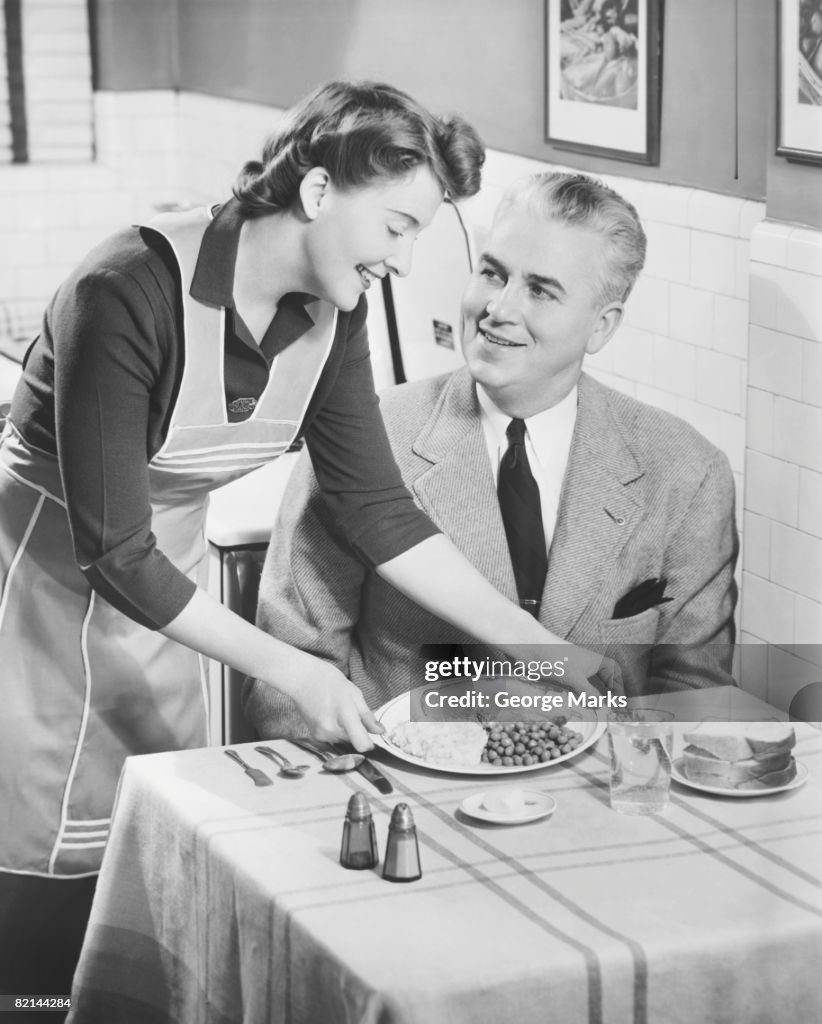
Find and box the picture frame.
[545,0,663,165]
[777,0,822,166]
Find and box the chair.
[221,548,268,743]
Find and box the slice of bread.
[682,722,795,762]
[735,761,797,790]
[682,748,793,787]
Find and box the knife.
[332,745,394,795]
[224,748,273,787]
[352,755,394,795]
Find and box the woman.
[0,80,598,998]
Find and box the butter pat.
[483,787,532,815]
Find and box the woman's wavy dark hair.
[233,80,485,217]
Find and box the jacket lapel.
[406,370,646,642]
[542,374,645,639]
[410,368,518,602]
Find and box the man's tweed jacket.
[244,368,738,736]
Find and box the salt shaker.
[382,803,422,882]
[339,792,379,870]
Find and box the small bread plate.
[460,789,557,825]
[671,758,809,798]
[372,688,605,776]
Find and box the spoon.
[322,752,366,773]
[254,746,311,778]
[293,740,365,773]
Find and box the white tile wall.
[794,595,822,646]
[691,231,738,296]
[799,470,822,538]
[746,388,774,456]
[744,450,799,527]
[644,222,691,283]
[741,570,797,647]
[696,348,745,414]
[712,295,749,358]
[669,283,713,348]
[773,397,822,473]
[651,336,696,398]
[748,325,803,400]
[742,511,770,578]
[688,190,743,237]
[742,218,822,706]
[803,340,822,407]
[770,523,822,603]
[778,267,822,344]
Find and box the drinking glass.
[607,708,674,814]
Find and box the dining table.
[67,686,822,1024]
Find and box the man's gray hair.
[496,171,647,304]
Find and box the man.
[244,172,738,738]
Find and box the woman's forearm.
[160,588,381,748]
[376,534,605,684]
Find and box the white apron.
[0,208,337,876]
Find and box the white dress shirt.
[476,383,578,551]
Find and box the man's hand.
[591,655,625,696]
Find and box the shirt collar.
[476,382,578,467]
[190,198,315,322]
[190,199,244,308]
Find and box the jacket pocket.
[600,606,661,645]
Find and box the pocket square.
[612,578,673,619]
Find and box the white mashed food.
[388,721,488,767]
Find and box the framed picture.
[545,0,663,165]
[777,0,822,165]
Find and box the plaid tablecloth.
[68,696,822,1024]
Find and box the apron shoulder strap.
[140,208,215,291]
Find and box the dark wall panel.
[94,0,178,89]
[93,0,796,202]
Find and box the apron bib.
[0,208,337,876]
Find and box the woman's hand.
[287,658,384,751]
[161,588,383,751]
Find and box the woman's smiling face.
[460,201,621,417]
[302,165,444,311]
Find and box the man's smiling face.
[460,200,621,418]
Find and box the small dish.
[671,758,809,798]
[460,788,557,824]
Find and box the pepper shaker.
[382,803,422,882]
[339,792,379,870]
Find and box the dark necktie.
[497,418,548,618]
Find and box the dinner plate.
[671,758,809,798]
[372,690,605,775]
[460,789,557,825]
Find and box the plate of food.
[460,787,557,825]
[372,691,605,775]
[671,722,809,797]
